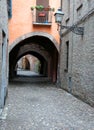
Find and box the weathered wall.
[0,0,8,108]
[60,0,94,106]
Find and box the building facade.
[9,0,60,83]
[8,0,60,44]
[0,0,9,109]
[60,0,94,106]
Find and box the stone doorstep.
[0,107,8,120]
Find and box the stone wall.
[0,0,9,108]
[60,0,94,106]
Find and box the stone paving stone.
[0,83,94,130]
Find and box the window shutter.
[7,0,12,19]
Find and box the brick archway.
[9,32,59,83]
[9,32,59,52]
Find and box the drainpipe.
[61,0,62,10]
[57,0,63,87]
[68,0,75,93]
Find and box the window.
[35,0,49,23]
[67,0,70,16]
[66,17,70,26]
[65,41,69,72]
[1,30,6,106]
[77,3,83,18]
[7,0,12,19]
[32,0,52,25]
[65,0,70,22]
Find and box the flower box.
[38,12,46,17]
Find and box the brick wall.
[60,0,94,106]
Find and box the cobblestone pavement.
[0,83,94,130]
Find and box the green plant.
[35,5,44,11]
[30,5,55,12]
[31,6,35,11]
[50,8,55,12]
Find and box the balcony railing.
[32,10,53,25]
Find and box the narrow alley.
[0,83,94,130]
[0,0,94,130]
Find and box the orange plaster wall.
[8,0,60,44]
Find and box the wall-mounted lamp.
[54,9,84,35]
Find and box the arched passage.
[17,56,31,70]
[15,52,48,76]
[9,32,59,83]
[17,54,41,73]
